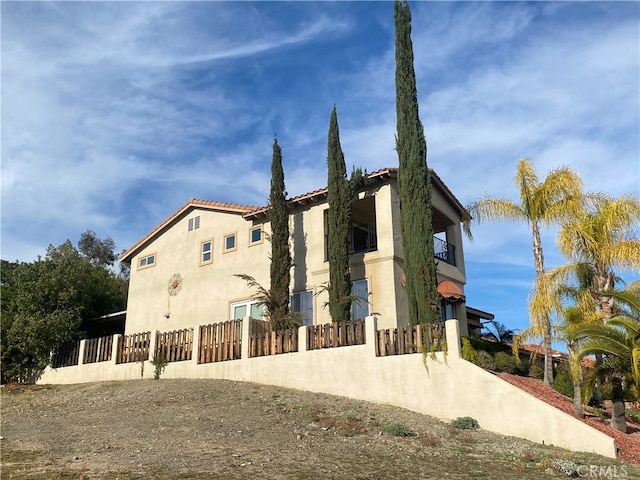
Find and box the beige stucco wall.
[125,177,468,334]
[37,319,616,459]
[126,209,271,334]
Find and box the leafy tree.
[394,0,439,326]
[465,158,584,386]
[574,282,640,432]
[78,230,117,267]
[1,239,128,383]
[268,137,292,329]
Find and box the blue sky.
[2,1,639,339]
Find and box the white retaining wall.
[37,318,616,459]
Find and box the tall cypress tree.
[326,106,353,323]
[394,0,439,325]
[268,137,291,328]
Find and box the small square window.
[201,240,213,265]
[223,233,237,252]
[249,226,262,246]
[138,253,156,269]
[188,215,200,231]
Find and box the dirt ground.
[2,379,639,479]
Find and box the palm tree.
[484,321,516,344]
[555,194,640,323]
[574,282,640,432]
[465,158,584,386]
[532,263,599,418]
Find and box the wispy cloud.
[2,1,638,331]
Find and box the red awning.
[437,280,465,302]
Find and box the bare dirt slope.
[2,379,638,479]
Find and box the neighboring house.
[466,306,495,337]
[120,167,472,336]
[518,343,569,371]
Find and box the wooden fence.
[83,335,113,364]
[306,320,365,350]
[51,341,81,368]
[49,318,446,370]
[250,328,298,357]
[198,320,242,363]
[156,328,193,362]
[375,322,445,357]
[117,331,151,364]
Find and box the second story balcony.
[434,236,456,266]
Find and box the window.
[223,233,237,252]
[230,299,264,320]
[249,226,263,246]
[351,279,370,320]
[291,290,313,326]
[188,215,200,231]
[324,196,378,260]
[350,197,377,254]
[440,299,455,320]
[138,253,156,269]
[201,240,213,265]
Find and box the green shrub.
[150,350,169,380]
[528,365,544,379]
[493,352,527,375]
[586,406,608,421]
[476,350,495,370]
[627,408,640,424]
[552,372,574,398]
[461,337,478,364]
[451,417,479,430]
[469,337,509,355]
[381,422,416,437]
[599,383,612,401]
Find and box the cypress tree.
[268,137,291,328]
[394,0,439,325]
[326,106,353,323]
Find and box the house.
[465,306,495,337]
[119,167,472,336]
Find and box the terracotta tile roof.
[581,357,596,368]
[119,198,259,263]
[244,167,468,219]
[520,343,568,359]
[121,167,468,262]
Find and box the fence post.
[192,325,201,366]
[112,334,122,364]
[241,317,251,360]
[149,330,159,360]
[298,325,307,352]
[364,316,377,356]
[445,319,461,359]
[78,339,87,366]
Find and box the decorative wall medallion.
[168,273,183,296]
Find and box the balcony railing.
[350,222,377,254]
[434,236,456,266]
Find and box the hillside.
[2,379,638,479]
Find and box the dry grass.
[2,379,639,480]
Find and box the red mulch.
[497,372,640,465]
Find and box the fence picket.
[197,320,242,364]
